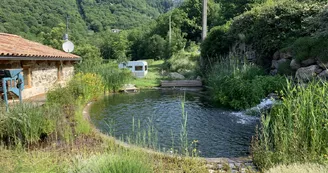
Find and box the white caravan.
[118,61,148,78]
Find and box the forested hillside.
[0,0,174,41]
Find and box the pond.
[90,89,259,158]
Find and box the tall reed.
[252,80,328,170]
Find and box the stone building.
[0,33,81,99]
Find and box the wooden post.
[202,0,208,41]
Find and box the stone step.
[206,157,258,173]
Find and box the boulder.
[301,58,316,66]
[280,51,292,59]
[290,59,301,70]
[273,51,280,60]
[271,59,287,69]
[318,70,328,80]
[296,65,320,81]
[317,61,328,69]
[169,72,185,79]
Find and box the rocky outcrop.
[296,65,320,81]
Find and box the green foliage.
[252,81,328,170]
[144,34,167,60]
[100,31,130,62]
[75,44,102,66]
[208,57,286,110]
[214,0,266,25]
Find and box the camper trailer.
[119,61,148,78]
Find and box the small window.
[135,66,143,71]
[127,66,133,69]
[23,67,32,88]
[145,65,148,71]
[57,64,63,81]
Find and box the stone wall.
[17,61,75,99]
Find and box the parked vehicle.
[118,61,148,78]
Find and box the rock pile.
[270,50,328,81]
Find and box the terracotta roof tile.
[0,33,80,60]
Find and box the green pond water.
[90,89,259,158]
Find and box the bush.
[252,81,328,170]
[200,24,232,71]
[48,73,104,106]
[208,57,286,110]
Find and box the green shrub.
[48,73,105,106]
[252,81,328,170]
[208,57,286,110]
[69,73,105,104]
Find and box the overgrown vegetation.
[208,57,287,110]
[252,81,328,170]
[201,0,326,69]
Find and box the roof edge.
[0,56,81,61]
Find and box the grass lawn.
[130,60,165,88]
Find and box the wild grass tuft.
[0,103,63,147]
[252,80,328,170]
[72,153,152,173]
